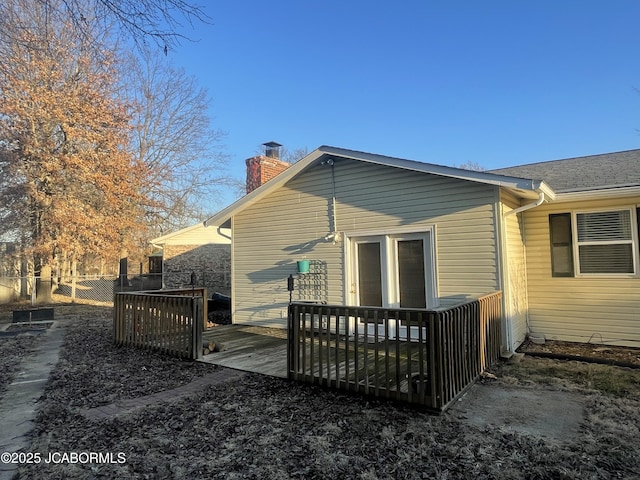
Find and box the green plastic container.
[297,260,310,274]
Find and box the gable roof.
[151,222,231,246]
[204,145,552,228]
[490,149,640,193]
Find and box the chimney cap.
[262,141,282,159]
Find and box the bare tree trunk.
[118,248,128,290]
[35,259,52,304]
[51,253,59,294]
[61,251,70,283]
[71,256,77,302]
[20,256,29,300]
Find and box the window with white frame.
[549,208,638,276]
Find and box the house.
[490,149,640,348]
[203,146,640,352]
[150,223,232,294]
[150,142,291,296]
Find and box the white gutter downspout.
[504,191,545,217]
[216,225,232,242]
[323,159,339,243]
[501,190,545,355]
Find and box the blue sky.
[172,1,640,206]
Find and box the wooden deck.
[198,324,427,393]
[199,324,432,397]
[199,324,289,378]
[199,290,501,414]
[114,292,501,413]
[288,294,502,411]
[290,334,429,394]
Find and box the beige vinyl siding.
[336,161,499,308]
[233,158,501,326]
[233,162,343,327]
[523,196,640,347]
[156,224,231,246]
[500,191,528,349]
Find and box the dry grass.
[492,356,640,397]
[0,334,43,395]
[0,297,112,325]
[6,308,639,479]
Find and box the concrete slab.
[0,323,67,480]
[448,383,585,443]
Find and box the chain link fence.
[0,274,154,305]
[1,268,230,307]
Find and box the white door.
[351,236,395,338]
[349,230,436,339]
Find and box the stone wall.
[163,244,231,295]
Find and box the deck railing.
[113,288,206,360]
[287,292,502,412]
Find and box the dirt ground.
[1,306,638,479]
[518,338,640,367]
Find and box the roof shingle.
[489,149,640,193]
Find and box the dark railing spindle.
[287,291,502,412]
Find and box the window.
[549,208,637,276]
[549,213,574,277]
[576,210,634,274]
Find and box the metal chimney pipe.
[263,141,282,159]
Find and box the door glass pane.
[398,239,426,308]
[357,242,383,307]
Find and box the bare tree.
[255,144,309,163]
[0,1,149,300]
[123,47,231,233]
[31,0,209,49]
[454,160,485,171]
[280,146,309,164]
[231,144,309,200]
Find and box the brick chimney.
[245,141,291,194]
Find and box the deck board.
[199,325,429,394]
[199,325,289,378]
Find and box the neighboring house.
[151,142,291,296]
[151,223,232,295]
[203,146,640,350]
